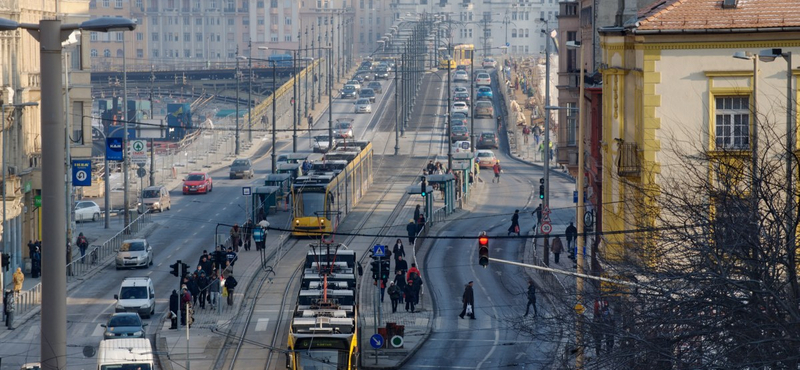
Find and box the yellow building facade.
[598,0,800,262]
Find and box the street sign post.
[130,139,147,164]
[72,160,92,187]
[370,334,384,349]
[106,137,123,161]
[540,222,552,235]
[242,186,252,196]
[372,245,386,257]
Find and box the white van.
[114,277,156,318]
[97,338,154,370]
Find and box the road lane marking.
[255,318,269,331]
[91,323,105,337]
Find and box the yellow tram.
[291,141,373,237]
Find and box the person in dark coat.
[411,273,423,305]
[395,255,408,275]
[196,272,209,309]
[186,274,200,307]
[197,250,210,266]
[394,271,406,304]
[225,273,238,306]
[179,286,192,326]
[508,210,521,236]
[226,247,238,267]
[392,239,406,268]
[213,245,227,271]
[199,256,214,275]
[459,281,476,319]
[169,290,179,329]
[565,222,578,259]
[414,205,421,224]
[404,279,418,313]
[406,219,417,244]
[417,214,426,233]
[388,282,402,313]
[242,219,254,251]
[524,279,537,317]
[551,236,564,264]
[532,204,543,229]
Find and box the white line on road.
[255,318,270,331]
[91,323,105,337]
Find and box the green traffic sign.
[34,195,41,207]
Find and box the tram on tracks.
[286,243,360,369]
[290,141,373,237]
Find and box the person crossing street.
[524,279,537,317]
[459,281,476,319]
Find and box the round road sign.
[75,170,88,182]
[137,167,147,178]
[390,335,404,348]
[540,222,552,235]
[369,334,384,349]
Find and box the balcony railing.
[617,141,640,177]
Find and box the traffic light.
[421,178,428,197]
[478,235,489,267]
[170,260,181,277]
[539,184,545,199]
[380,259,391,280]
[1,253,9,271]
[370,260,380,280]
[180,262,190,277]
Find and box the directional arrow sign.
[370,334,384,349]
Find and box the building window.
[185,49,191,57]
[566,102,577,145]
[90,0,96,8]
[91,32,98,41]
[184,32,191,41]
[153,49,159,57]
[152,32,159,41]
[104,49,111,57]
[116,32,124,41]
[91,49,98,57]
[512,45,517,54]
[285,35,292,41]
[196,52,203,58]
[512,11,517,20]
[257,0,263,7]
[524,28,529,37]
[196,18,202,25]
[196,33,202,41]
[135,0,142,7]
[102,0,109,6]
[243,19,249,25]
[511,29,517,38]
[715,96,750,150]
[137,49,144,58]
[115,0,122,8]
[271,35,278,41]
[227,18,234,25]
[270,0,277,7]
[285,17,292,25]
[258,19,265,25]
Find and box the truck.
[96,338,154,370]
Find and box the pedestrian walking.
[459,281,476,319]
[242,219,254,251]
[565,222,578,259]
[594,298,614,354]
[226,247,238,270]
[406,263,421,282]
[406,219,417,244]
[199,255,213,276]
[230,224,242,252]
[532,204,543,230]
[179,286,192,326]
[388,282,401,313]
[224,273,238,306]
[524,279,537,317]
[416,214,426,233]
[76,232,89,263]
[492,161,503,183]
[404,279,418,313]
[196,272,209,309]
[213,245,226,272]
[31,246,41,278]
[395,255,408,276]
[208,272,221,311]
[414,205,421,224]
[508,209,521,236]
[392,239,406,268]
[307,114,314,127]
[552,236,563,264]
[169,290,179,329]
[187,274,200,307]
[377,278,387,302]
[12,267,24,294]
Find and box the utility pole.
[293,49,298,152]
[149,65,155,119]
[247,40,252,142]
[394,57,400,156]
[234,46,240,156]
[271,59,277,173]
[123,31,130,227]
[543,21,552,264]
[470,50,475,152]
[446,45,453,171]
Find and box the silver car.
[115,239,153,269]
[74,200,101,222]
[354,98,372,114]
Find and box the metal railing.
[14,212,153,318]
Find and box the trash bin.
[377,328,388,348]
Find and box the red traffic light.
[478,235,489,267]
[478,236,488,245]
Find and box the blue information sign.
[106,137,123,161]
[372,245,386,257]
[370,334,384,349]
[72,159,92,187]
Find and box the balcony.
[617,142,640,177]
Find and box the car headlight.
[104,331,115,338]
[141,304,150,309]
[198,184,206,188]
[132,330,143,337]
[116,303,124,310]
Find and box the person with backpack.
[492,161,502,183]
[76,232,89,263]
[388,281,402,313]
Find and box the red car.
[183,172,213,194]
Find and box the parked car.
[475,149,498,168]
[359,88,377,103]
[368,81,383,93]
[454,92,471,105]
[115,239,153,269]
[474,101,494,118]
[346,80,362,90]
[451,125,470,142]
[475,73,492,86]
[454,70,469,83]
[333,119,355,138]
[477,131,499,149]
[313,135,337,153]
[74,200,101,222]
[229,158,254,179]
[182,172,212,194]
[102,313,147,339]
[477,86,493,100]
[341,85,358,99]
[452,101,470,116]
[482,58,497,68]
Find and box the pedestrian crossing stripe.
[255,318,270,331]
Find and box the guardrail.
[13,212,153,318]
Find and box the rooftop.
[636,0,800,31]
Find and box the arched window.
[511,29,517,38]
[91,49,98,57]
[116,49,123,57]
[103,49,111,57]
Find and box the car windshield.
[477,152,493,158]
[109,315,142,327]
[477,102,492,107]
[315,136,331,142]
[233,160,249,166]
[357,99,369,104]
[119,286,147,300]
[120,241,146,252]
[369,83,381,88]
[100,365,152,370]
[336,122,352,129]
[361,90,374,96]
[186,174,204,181]
[482,133,496,139]
[343,86,355,91]
[478,73,490,78]
[453,127,468,133]
[479,87,491,92]
[142,190,159,198]
[456,93,469,98]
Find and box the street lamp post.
[235,46,241,156]
[394,57,400,156]
[540,20,555,265]
[733,51,760,239]
[470,50,475,152]
[247,40,253,143]
[0,16,135,369]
